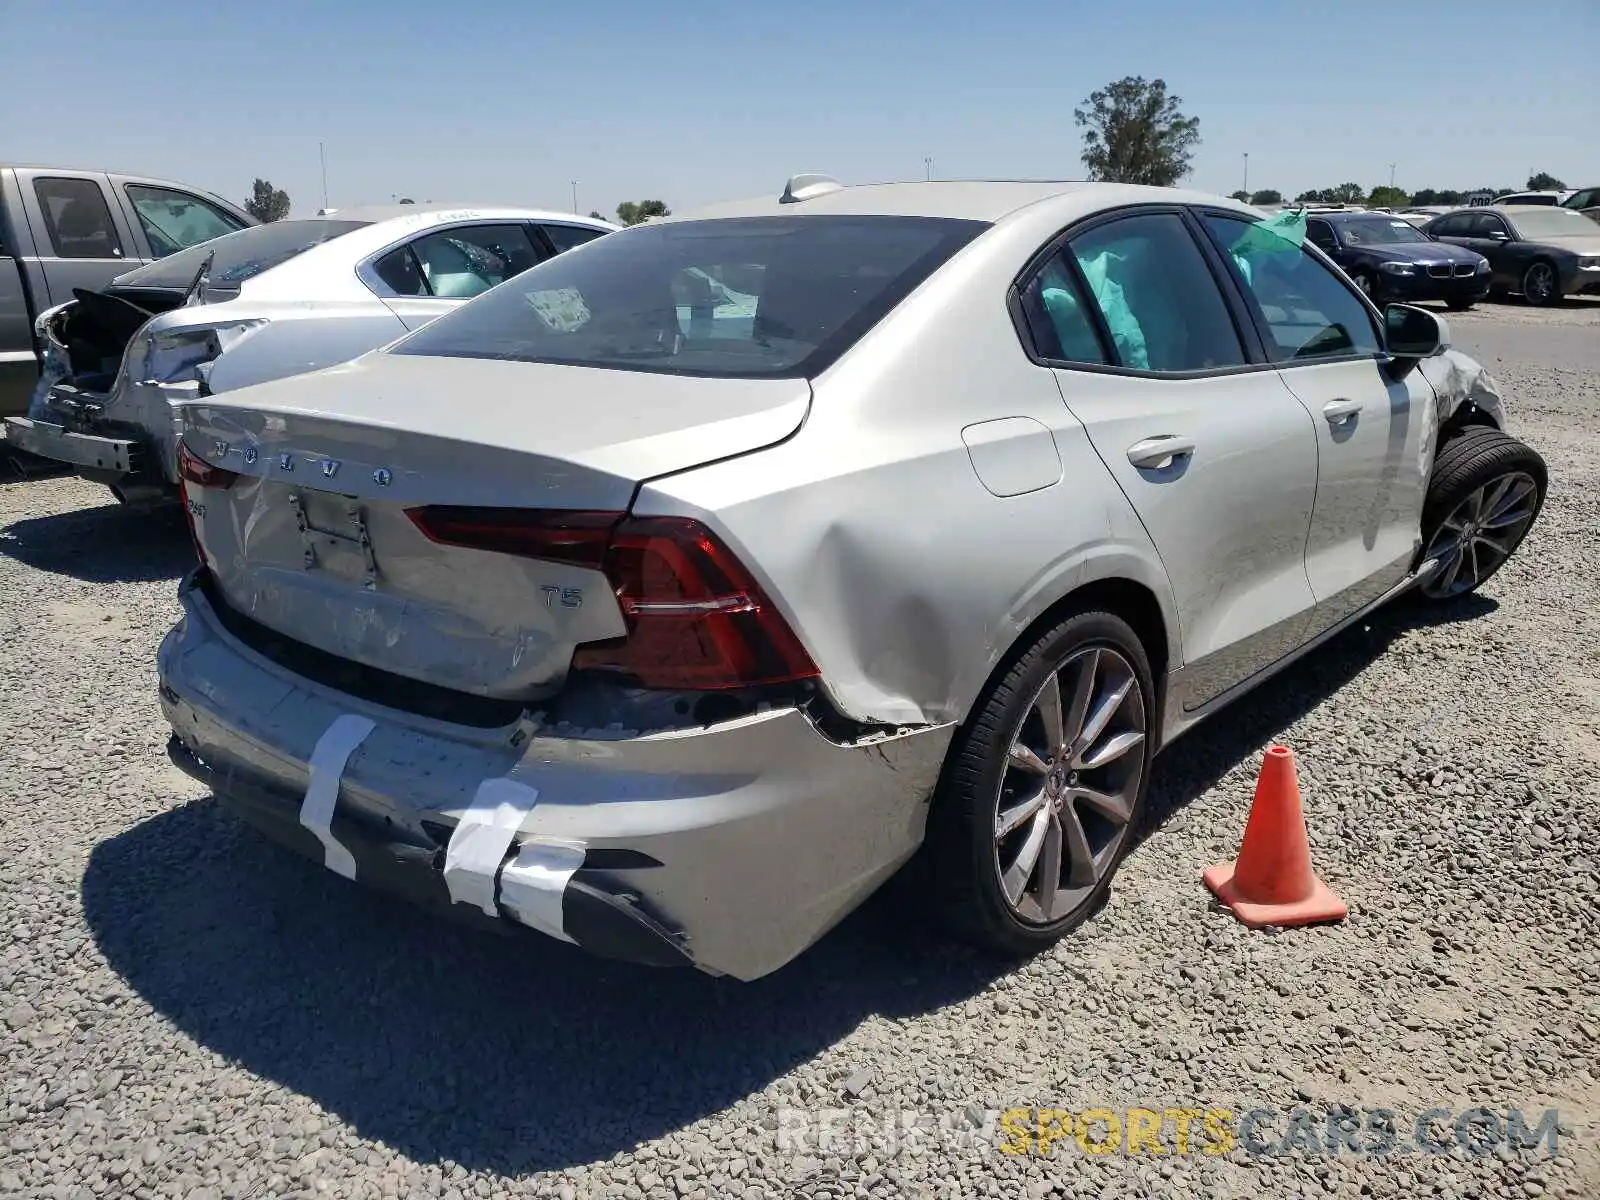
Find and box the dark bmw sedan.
[1307,213,1491,310]
[1425,205,1600,306]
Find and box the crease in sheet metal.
[300,713,376,880]
[443,776,541,917]
[500,839,585,943]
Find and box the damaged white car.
[159,178,1544,980]
[5,205,614,502]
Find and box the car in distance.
[4,205,615,501]
[1491,190,1570,207]
[1424,204,1600,306]
[1,164,255,422]
[160,177,1546,981]
[1306,212,1490,309]
[1559,186,1600,223]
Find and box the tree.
[1328,182,1365,204]
[1229,190,1251,202]
[588,210,605,220]
[1294,188,1331,204]
[1073,75,1201,186]
[1367,185,1409,208]
[398,197,415,205]
[244,178,290,223]
[1526,171,1566,191]
[1410,188,1463,206]
[1249,188,1282,205]
[615,199,671,226]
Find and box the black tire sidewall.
[929,608,1155,953]
[1522,260,1559,306]
[1420,427,1547,598]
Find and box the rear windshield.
[391,215,989,378]
[113,219,369,290]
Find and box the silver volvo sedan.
[157,177,1546,980]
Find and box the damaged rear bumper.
[2,413,142,477]
[157,571,953,980]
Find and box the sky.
[7,0,1595,220]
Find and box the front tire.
[1418,426,1546,600]
[1521,260,1561,307]
[1353,271,1377,300]
[926,609,1154,957]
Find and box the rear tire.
[1418,426,1546,601]
[926,608,1154,958]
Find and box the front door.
[1197,211,1430,633]
[1024,210,1322,711]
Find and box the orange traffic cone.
[1203,745,1348,928]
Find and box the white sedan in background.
[5,204,616,502]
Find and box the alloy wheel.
[993,645,1146,924]
[1523,263,1557,305]
[1421,471,1540,598]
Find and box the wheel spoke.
[1008,743,1049,776]
[1071,784,1134,825]
[1485,480,1535,529]
[1480,476,1512,521]
[996,787,1048,839]
[1002,808,1051,905]
[1464,538,1482,585]
[1061,805,1097,888]
[1062,649,1099,754]
[1472,534,1508,566]
[1036,816,1063,920]
[1072,677,1133,764]
[1034,672,1066,757]
[1437,542,1466,593]
[1078,729,1146,771]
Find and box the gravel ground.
[2,301,1597,1200]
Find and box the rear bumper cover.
[157,571,953,980]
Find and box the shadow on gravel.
[0,498,192,583]
[1136,591,1498,840]
[81,591,1498,1177]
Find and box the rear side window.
[409,224,541,298]
[1064,213,1246,373]
[124,185,244,257]
[34,177,124,260]
[1018,251,1109,365]
[541,223,608,253]
[393,215,988,378]
[112,219,369,291]
[1200,213,1380,362]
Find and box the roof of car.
[666,180,1256,225]
[311,203,616,228]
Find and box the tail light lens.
[405,507,819,691]
[176,441,238,570]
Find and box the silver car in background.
[159,177,1546,980]
[5,205,615,501]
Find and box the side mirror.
[1383,304,1449,378]
[1489,231,1511,242]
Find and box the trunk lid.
[182,352,810,701]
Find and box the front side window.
[1064,212,1246,373]
[1430,214,1471,237]
[541,223,608,254]
[1201,213,1381,362]
[34,177,123,260]
[393,215,987,378]
[408,224,542,299]
[124,185,244,257]
[1469,213,1510,238]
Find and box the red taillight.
[404,507,819,691]
[176,441,237,570]
[177,441,239,490]
[406,506,621,569]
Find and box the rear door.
[1025,208,1321,712]
[1197,209,1429,634]
[367,222,547,331]
[0,178,40,418]
[15,171,138,306]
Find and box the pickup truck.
[0,164,254,426]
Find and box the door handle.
[1126,435,1196,469]
[1322,398,1364,424]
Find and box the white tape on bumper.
[500,840,584,943]
[443,777,540,917]
[299,714,376,880]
